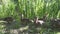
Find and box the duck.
[34,16,45,26]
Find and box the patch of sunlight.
[10,29,18,34]
[18,0,21,3]
[0,21,7,23]
[19,26,29,32]
[0,25,5,29]
[2,0,11,7]
[57,32,60,34]
[1,25,5,28]
[2,0,8,4]
[36,27,41,31]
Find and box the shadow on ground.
[0,21,60,34]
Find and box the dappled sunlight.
[0,0,60,34]
[10,29,19,34]
[19,26,29,32]
[0,25,5,28]
[57,32,60,34]
[0,21,7,23]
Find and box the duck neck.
[34,17,38,23]
[21,14,24,19]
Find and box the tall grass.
[0,0,60,18]
[17,0,60,19]
[0,0,60,34]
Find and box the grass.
[0,0,60,34]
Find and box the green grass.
[0,0,60,34]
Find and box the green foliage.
[0,0,60,34]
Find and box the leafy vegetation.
[0,0,60,34]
